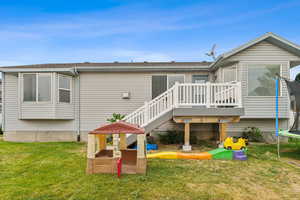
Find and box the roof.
[0,61,211,73]
[210,32,300,70]
[89,121,145,134]
[0,61,211,69]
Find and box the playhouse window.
[248,64,280,96]
[23,73,51,102]
[58,75,71,103]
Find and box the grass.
[1,137,300,200]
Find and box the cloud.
[0,0,300,66]
[0,3,217,40]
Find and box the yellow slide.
[147,151,212,160]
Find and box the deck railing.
[124,82,242,127]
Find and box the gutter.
[75,66,210,72]
[2,73,5,133]
[208,56,224,72]
[0,68,77,75]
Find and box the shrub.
[106,113,125,123]
[146,135,156,144]
[242,127,264,142]
[158,130,197,145]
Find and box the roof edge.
[209,32,300,70]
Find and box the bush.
[158,130,197,145]
[146,135,156,144]
[106,113,125,123]
[242,127,264,142]
[0,126,2,135]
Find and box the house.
[1,32,300,148]
[0,79,2,126]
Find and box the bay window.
[58,75,71,103]
[23,73,51,102]
[247,64,281,96]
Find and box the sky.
[1,0,300,78]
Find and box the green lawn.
[1,138,300,200]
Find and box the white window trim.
[246,63,283,97]
[22,73,52,104]
[58,74,72,104]
[222,65,238,83]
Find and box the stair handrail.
[124,84,177,126]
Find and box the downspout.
[2,72,5,133]
[74,65,81,142]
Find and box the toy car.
[224,137,246,150]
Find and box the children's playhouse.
[86,121,147,174]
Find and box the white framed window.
[192,75,208,83]
[247,64,281,96]
[58,75,71,103]
[223,66,237,83]
[23,73,51,102]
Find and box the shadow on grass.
[248,139,300,161]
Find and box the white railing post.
[144,101,149,124]
[237,82,242,107]
[206,82,211,108]
[174,82,179,108]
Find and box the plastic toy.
[148,148,238,160]
[224,137,246,150]
[147,148,247,161]
[233,150,247,161]
[86,121,147,175]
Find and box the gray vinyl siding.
[3,73,76,132]
[79,71,210,132]
[227,118,289,136]
[214,63,238,83]
[218,41,300,119]
[79,72,152,132]
[227,41,300,62]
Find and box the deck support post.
[219,123,228,142]
[183,122,192,151]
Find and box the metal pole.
[275,78,280,159]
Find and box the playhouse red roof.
[89,121,145,134]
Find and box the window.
[23,73,51,102]
[168,75,184,88]
[223,66,237,82]
[248,64,280,96]
[59,75,71,103]
[192,75,208,83]
[38,75,51,101]
[151,75,184,99]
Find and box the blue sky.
[1,0,300,78]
